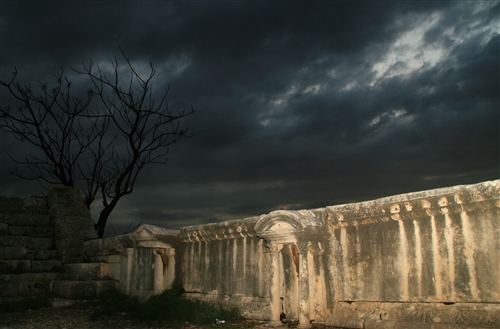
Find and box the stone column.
[267,242,283,327]
[153,249,163,294]
[166,248,176,288]
[124,248,134,295]
[297,242,311,329]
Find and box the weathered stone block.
[102,234,135,252]
[105,254,121,263]
[0,196,24,214]
[0,247,28,259]
[8,226,27,236]
[16,214,51,227]
[26,237,54,250]
[64,263,100,280]
[0,274,19,297]
[358,302,500,329]
[22,197,47,215]
[51,280,95,299]
[96,280,117,294]
[53,216,96,240]
[88,253,114,262]
[31,260,62,272]
[0,223,8,235]
[35,249,59,260]
[0,213,19,226]
[0,236,28,247]
[18,272,65,296]
[25,250,35,260]
[100,262,120,280]
[50,280,115,299]
[0,260,31,274]
[47,185,91,218]
[84,239,103,253]
[55,239,84,263]
[26,226,53,238]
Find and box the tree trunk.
[95,198,119,238]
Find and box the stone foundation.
[328,301,500,328]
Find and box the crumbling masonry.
[1,180,499,328]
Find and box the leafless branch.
[1,50,194,237]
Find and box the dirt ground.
[0,303,342,329]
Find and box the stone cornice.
[178,180,499,241]
[327,180,500,230]
[179,217,260,242]
[254,209,326,243]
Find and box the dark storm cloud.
[1,1,498,236]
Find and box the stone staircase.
[0,196,66,300]
[51,263,116,299]
[0,188,116,302]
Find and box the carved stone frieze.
[179,217,259,242]
[327,180,500,230]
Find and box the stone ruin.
[1,180,499,328]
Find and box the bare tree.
[0,69,108,208]
[0,50,194,237]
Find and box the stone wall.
[180,180,500,329]
[0,185,97,300]
[325,180,500,328]
[180,217,271,319]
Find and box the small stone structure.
[1,180,499,328]
[84,224,180,300]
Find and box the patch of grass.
[0,295,52,313]
[90,285,241,326]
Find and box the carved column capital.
[296,242,311,254]
[166,247,176,257]
[125,248,135,256]
[267,242,283,254]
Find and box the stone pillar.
[267,242,283,327]
[48,185,97,264]
[166,248,176,288]
[122,248,134,295]
[297,242,311,329]
[153,249,163,294]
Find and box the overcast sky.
[1,1,499,236]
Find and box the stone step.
[0,214,51,227]
[50,280,116,299]
[64,263,104,280]
[0,246,28,260]
[0,246,59,261]
[0,272,67,297]
[0,236,54,249]
[31,260,62,272]
[0,259,62,274]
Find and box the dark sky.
[1,1,499,236]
